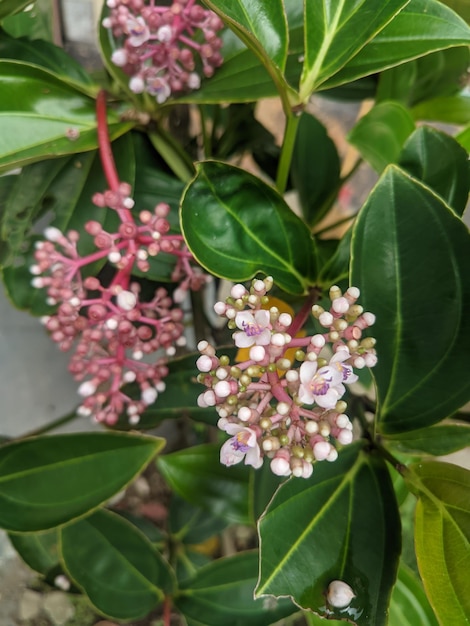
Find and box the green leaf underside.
[398,126,470,216]
[176,551,297,626]
[157,444,250,525]
[409,462,470,624]
[60,509,173,620]
[300,0,409,96]
[321,0,470,90]
[180,161,315,294]
[257,442,401,626]
[351,166,470,433]
[388,563,439,626]
[348,101,415,172]
[0,61,132,172]
[385,423,470,456]
[0,433,164,532]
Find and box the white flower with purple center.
[298,360,344,408]
[233,310,271,348]
[330,349,358,386]
[126,16,150,47]
[220,424,262,469]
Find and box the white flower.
[126,16,150,47]
[147,76,171,104]
[233,309,271,348]
[298,360,344,408]
[220,424,262,469]
[330,349,358,385]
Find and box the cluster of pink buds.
[102,0,224,103]
[196,279,377,478]
[31,182,206,426]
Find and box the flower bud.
[326,580,355,608]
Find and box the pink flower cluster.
[196,279,377,478]
[31,183,205,426]
[102,0,224,103]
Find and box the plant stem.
[15,409,82,441]
[148,127,195,183]
[198,105,211,158]
[289,287,320,337]
[96,90,121,193]
[163,595,172,626]
[275,113,300,194]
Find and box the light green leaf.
[8,529,59,575]
[157,444,250,525]
[348,101,415,172]
[0,0,31,19]
[180,161,316,294]
[389,563,439,626]
[399,126,470,215]
[0,432,165,532]
[407,461,470,625]
[256,442,401,626]
[385,423,470,456]
[60,509,174,620]
[300,0,409,97]
[1,0,53,40]
[322,0,470,90]
[412,94,470,125]
[176,551,297,626]
[439,0,470,23]
[351,166,470,433]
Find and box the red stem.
[163,595,172,626]
[96,90,121,193]
[288,287,320,337]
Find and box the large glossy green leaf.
[322,0,470,90]
[317,227,352,287]
[0,432,164,532]
[407,461,470,625]
[8,528,59,576]
[256,442,401,626]
[157,444,250,524]
[348,102,415,172]
[385,423,470,456]
[177,551,297,626]
[351,166,470,433]
[389,563,439,626]
[300,0,409,98]
[203,0,289,101]
[291,112,341,227]
[398,127,470,215]
[60,509,174,620]
[440,0,470,23]
[0,0,31,19]
[0,61,133,172]
[0,29,95,93]
[412,94,470,125]
[180,161,316,294]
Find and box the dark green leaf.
[169,493,228,545]
[389,563,439,626]
[300,0,409,97]
[176,551,297,626]
[180,161,316,294]
[60,509,174,620]
[385,423,470,456]
[0,432,164,532]
[248,460,285,522]
[322,0,470,90]
[257,442,401,626]
[407,461,470,625]
[399,126,470,215]
[0,61,133,172]
[157,443,250,524]
[348,102,415,172]
[0,29,95,93]
[8,529,59,575]
[351,166,470,433]
[291,112,341,227]
[317,228,352,287]
[0,0,31,19]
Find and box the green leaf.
[398,127,470,215]
[407,461,470,625]
[455,124,470,152]
[300,0,409,97]
[1,0,54,40]
[180,161,316,294]
[0,29,95,93]
[317,228,352,287]
[385,423,470,456]
[176,551,297,626]
[60,509,174,621]
[412,94,470,125]
[248,460,285,522]
[169,493,228,545]
[256,442,401,626]
[157,443,250,525]
[8,529,59,575]
[291,112,341,227]
[0,61,133,172]
[0,432,164,532]
[202,0,289,77]
[439,0,470,23]
[348,102,415,172]
[322,0,470,90]
[389,563,439,626]
[0,0,31,19]
[351,166,470,433]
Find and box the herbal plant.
[0,1,469,625]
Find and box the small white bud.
[270,457,292,476]
[123,197,135,209]
[238,406,252,422]
[142,387,157,405]
[111,48,128,67]
[319,311,334,327]
[338,429,353,445]
[326,580,355,608]
[187,72,201,90]
[271,333,286,347]
[106,318,118,330]
[108,251,122,264]
[129,414,141,425]
[44,226,62,242]
[132,350,143,360]
[78,381,96,397]
[123,371,136,383]
[129,76,145,93]
[157,25,173,42]
[214,380,231,398]
[278,312,292,327]
[196,355,213,372]
[313,441,331,461]
[250,345,266,362]
[117,290,137,311]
